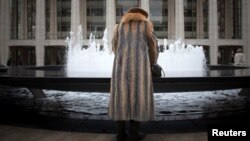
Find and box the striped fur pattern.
[108,13,158,121]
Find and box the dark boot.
[116,121,127,141]
[128,120,145,141]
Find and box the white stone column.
[243,0,250,65]
[0,0,10,65]
[140,0,149,15]
[168,0,175,39]
[71,0,81,35]
[80,0,87,39]
[197,0,204,39]
[175,0,184,40]
[106,0,116,53]
[50,0,57,39]
[209,0,219,65]
[36,0,46,66]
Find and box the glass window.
[218,0,242,39]
[45,0,51,36]
[184,0,208,39]
[116,0,140,23]
[150,0,168,38]
[45,0,71,39]
[10,0,36,40]
[87,0,106,39]
[184,0,197,39]
[57,0,71,39]
[27,0,36,39]
[203,0,209,39]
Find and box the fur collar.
[121,13,147,23]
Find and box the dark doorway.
[202,46,210,64]
[9,46,36,66]
[45,46,66,65]
[218,46,243,64]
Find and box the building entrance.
[218,46,243,64]
[45,46,66,65]
[9,46,36,66]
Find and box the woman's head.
[237,48,243,53]
[126,7,148,18]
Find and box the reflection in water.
[1,85,249,120]
[35,70,45,77]
[234,69,247,76]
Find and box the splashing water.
[65,26,114,76]
[158,39,207,73]
[65,26,207,76]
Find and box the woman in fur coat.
[108,7,158,141]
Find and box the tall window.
[218,0,242,39]
[150,0,168,38]
[116,0,140,23]
[45,0,71,39]
[57,0,71,39]
[87,0,106,39]
[10,0,36,40]
[184,0,208,39]
[203,0,209,39]
[184,0,197,39]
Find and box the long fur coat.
[108,12,158,121]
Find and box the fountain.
[2,25,249,92]
[65,26,114,76]
[157,39,207,77]
[57,29,250,119]
[65,26,207,76]
[1,25,250,123]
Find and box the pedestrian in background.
[234,48,245,65]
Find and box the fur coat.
[108,12,158,121]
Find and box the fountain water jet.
[65,26,207,76]
[65,26,114,76]
[158,39,207,74]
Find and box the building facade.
[0,0,250,66]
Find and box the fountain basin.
[24,64,248,71]
[0,65,250,93]
[208,64,248,70]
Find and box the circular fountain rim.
[26,65,66,71]
[24,64,249,71]
[208,64,249,70]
